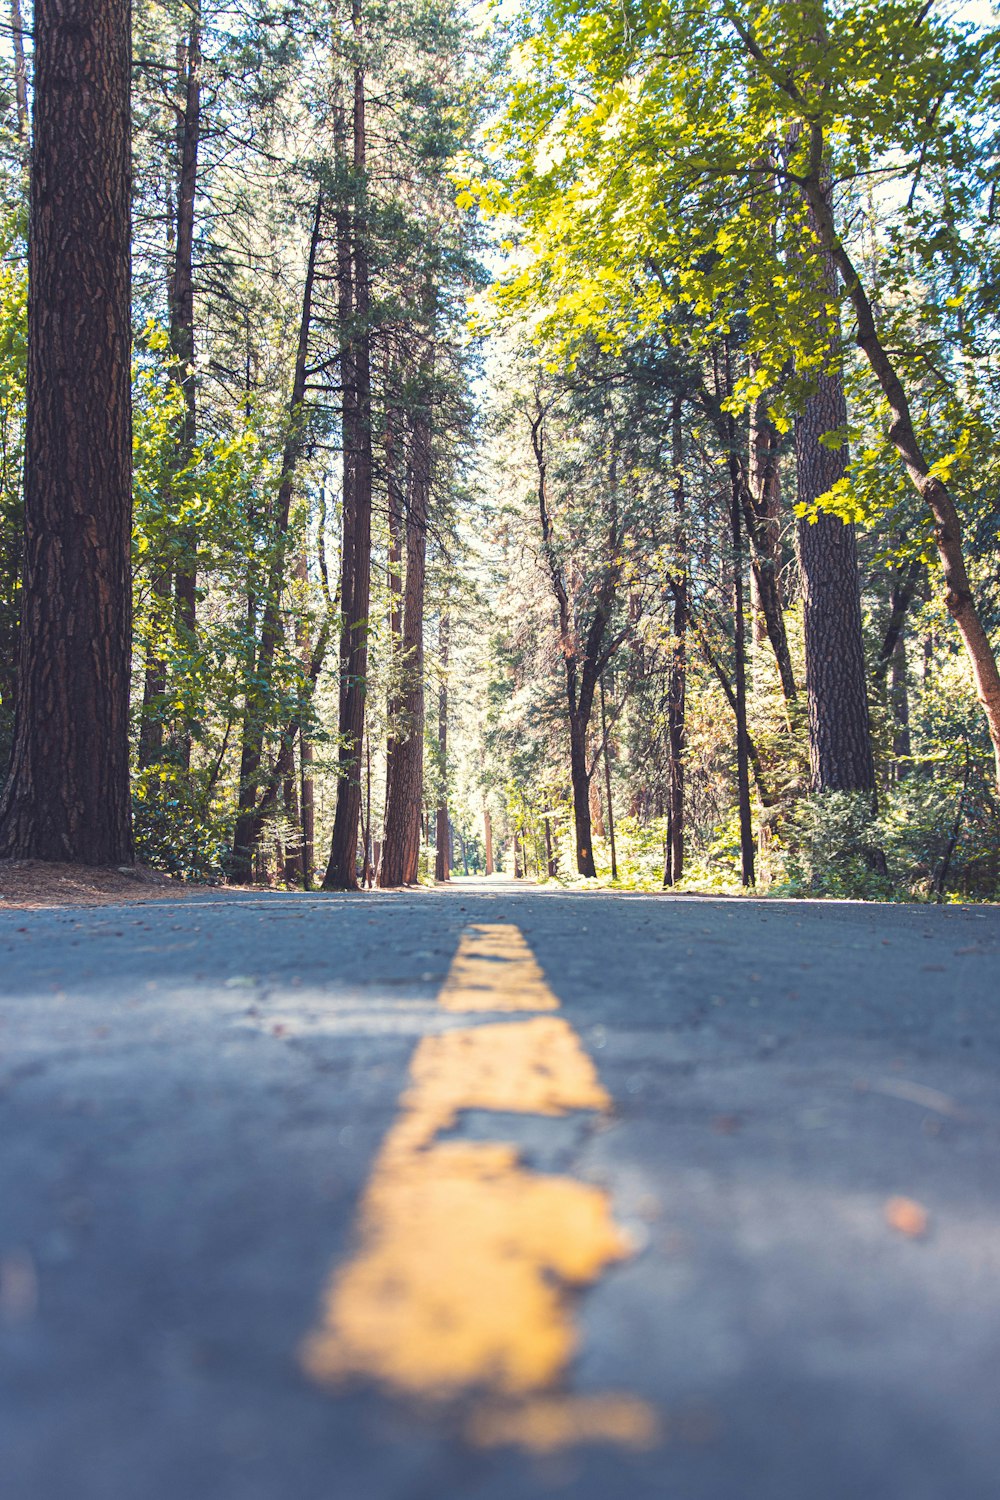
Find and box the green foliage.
[776,791,895,900]
[773,776,1000,902]
[132,765,231,882]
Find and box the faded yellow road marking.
[438,922,559,1011]
[387,1015,610,1155]
[301,923,659,1449]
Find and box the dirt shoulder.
[0,860,192,909]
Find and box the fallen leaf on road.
[885,1196,928,1238]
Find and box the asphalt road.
[2,879,1000,1500]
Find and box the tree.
[796,368,875,794]
[326,4,375,890]
[435,611,451,881]
[485,0,1000,789]
[0,0,133,864]
[663,401,687,885]
[380,308,435,887]
[531,397,625,877]
[229,191,324,883]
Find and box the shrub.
[132,765,230,882]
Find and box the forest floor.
[2,878,999,1500]
[0,860,186,908]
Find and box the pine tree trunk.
[0,0,133,864]
[484,807,494,874]
[379,340,432,887]
[383,368,404,791]
[801,130,1000,789]
[570,713,596,878]
[435,612,450,882]
[796,374,875,793]
[326,36,373,890]
[567,684,604,880]
[729,442,755,887]
[665,401,687,886]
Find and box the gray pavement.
[2,880,1000,1499]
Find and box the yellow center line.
[437,923,559,1012]
[300,922,659,1452]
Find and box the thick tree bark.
[795,373,875,794]
[569,715,596,877]
[797,129,1000,786]
[379,378,431,887]
[383,364,404,790]
[782,139,876,795]
[230,192,322,881]
[326,29,374,890]
[435,612,450,882]
[0,0,133,864]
